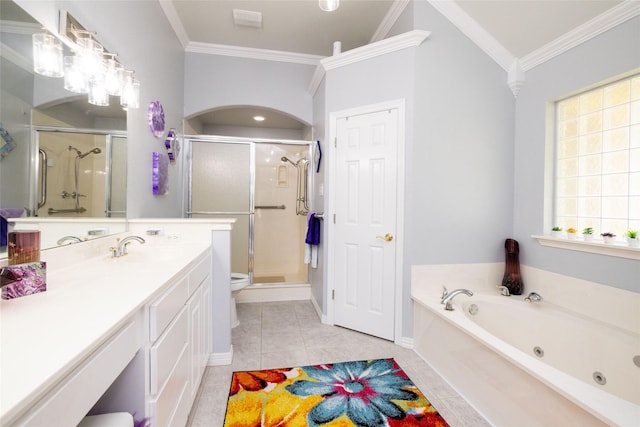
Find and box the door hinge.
[334,137,337,148]
[332,289,335,300]
[333,213,336,224]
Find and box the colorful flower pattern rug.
[223,358,450,427]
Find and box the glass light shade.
[63,56,87,93]
[32,33,64,77]
[88,74,109,106]
[120,72,140,109]
[104,58,124,96]
[319,0,339,12]
[76,35,104,79]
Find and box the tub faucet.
[111,236,145,257]
[441,289,473,311]
[524,292,543,303]
[496,285,511,296]
[57,235,83,245]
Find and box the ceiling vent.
[233,9,263,29]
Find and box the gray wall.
[513,16,640,292]
[184,53,316,125]
[18,0,186,219]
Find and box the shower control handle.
[376,233,394,242]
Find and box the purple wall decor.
[152,152,169,195]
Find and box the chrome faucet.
[57,235,83,245]
[441,289,473,311]
[111,236,145,257]
[524,292,543,303]
[496,285,511,296]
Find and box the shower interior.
[187,138,313,284]
[34,130,127,217]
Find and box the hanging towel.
[305,213,321,246]
[0,208,24,247]
[304,213,321,268]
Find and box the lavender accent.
[164,128,176,164]
[1,261,47,299]
[152,152,169,195]
[148,101,165,137]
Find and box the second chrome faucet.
[441,288,473,311]
[111,236,145,257]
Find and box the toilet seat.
[231,273,249,292]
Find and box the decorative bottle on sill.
[502,238,523,295]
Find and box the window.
[555,73,640,237]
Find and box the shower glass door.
[187,137,311,284]
[189,140,252,277]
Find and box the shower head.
[281,156,297,166]
[76,147,102,159]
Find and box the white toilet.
[230,273,250,328]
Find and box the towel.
[0,208,24,247]
[304,213,321,268]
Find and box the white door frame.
[326,99,406,344]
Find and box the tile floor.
[187,300,490,427]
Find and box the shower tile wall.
[254,144,308,283]
[39,132,105,217]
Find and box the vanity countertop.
[0,238,211,425]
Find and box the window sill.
[532,235,640,260]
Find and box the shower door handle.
[376,233,394,242]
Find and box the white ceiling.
[164,0,627,130]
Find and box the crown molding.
[520,0,640,71]
[426,0,515,72]
[185,42,323,66]
[322,29,430,71]
[0,20,41,35]
[370,0,411,43]
[308,29,430,95]
[159,0,190,48]
[0,42,32,73]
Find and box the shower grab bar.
[48,207,87,215]
[38,149,47,209]
[255,205,286,210]
[187,211,252,216]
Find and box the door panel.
[333,109,398,341]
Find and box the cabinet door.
[189,286,203,401]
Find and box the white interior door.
[332,108,399,341]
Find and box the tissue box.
[1,261,46,300]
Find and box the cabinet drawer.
[149,344,189,427]
[150,277,188,341]
[188,256,209,296]
[150,306,188,395]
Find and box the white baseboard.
[208,346,233,366]
[396,336,413,349]
[235,283,311,303]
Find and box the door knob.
[376,233,394,242]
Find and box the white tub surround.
[411,263,640,427]
[0,220,234,426]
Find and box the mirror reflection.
[1,0,128,257]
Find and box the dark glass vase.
[502,238,523,295]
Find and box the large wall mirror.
[1,0,128,257]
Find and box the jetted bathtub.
[412,281,640,426]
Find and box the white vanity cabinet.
[146,251,212,427]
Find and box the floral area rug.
[223,358,449,427]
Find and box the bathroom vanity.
[0,221,233,427]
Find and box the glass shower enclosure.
[186,136,312,285]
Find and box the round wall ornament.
[148,101,165,137]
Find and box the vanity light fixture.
[32,32,64,78]
[30,10,140,109]
[319,0,340,12]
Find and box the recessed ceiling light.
[253,115,265,122]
